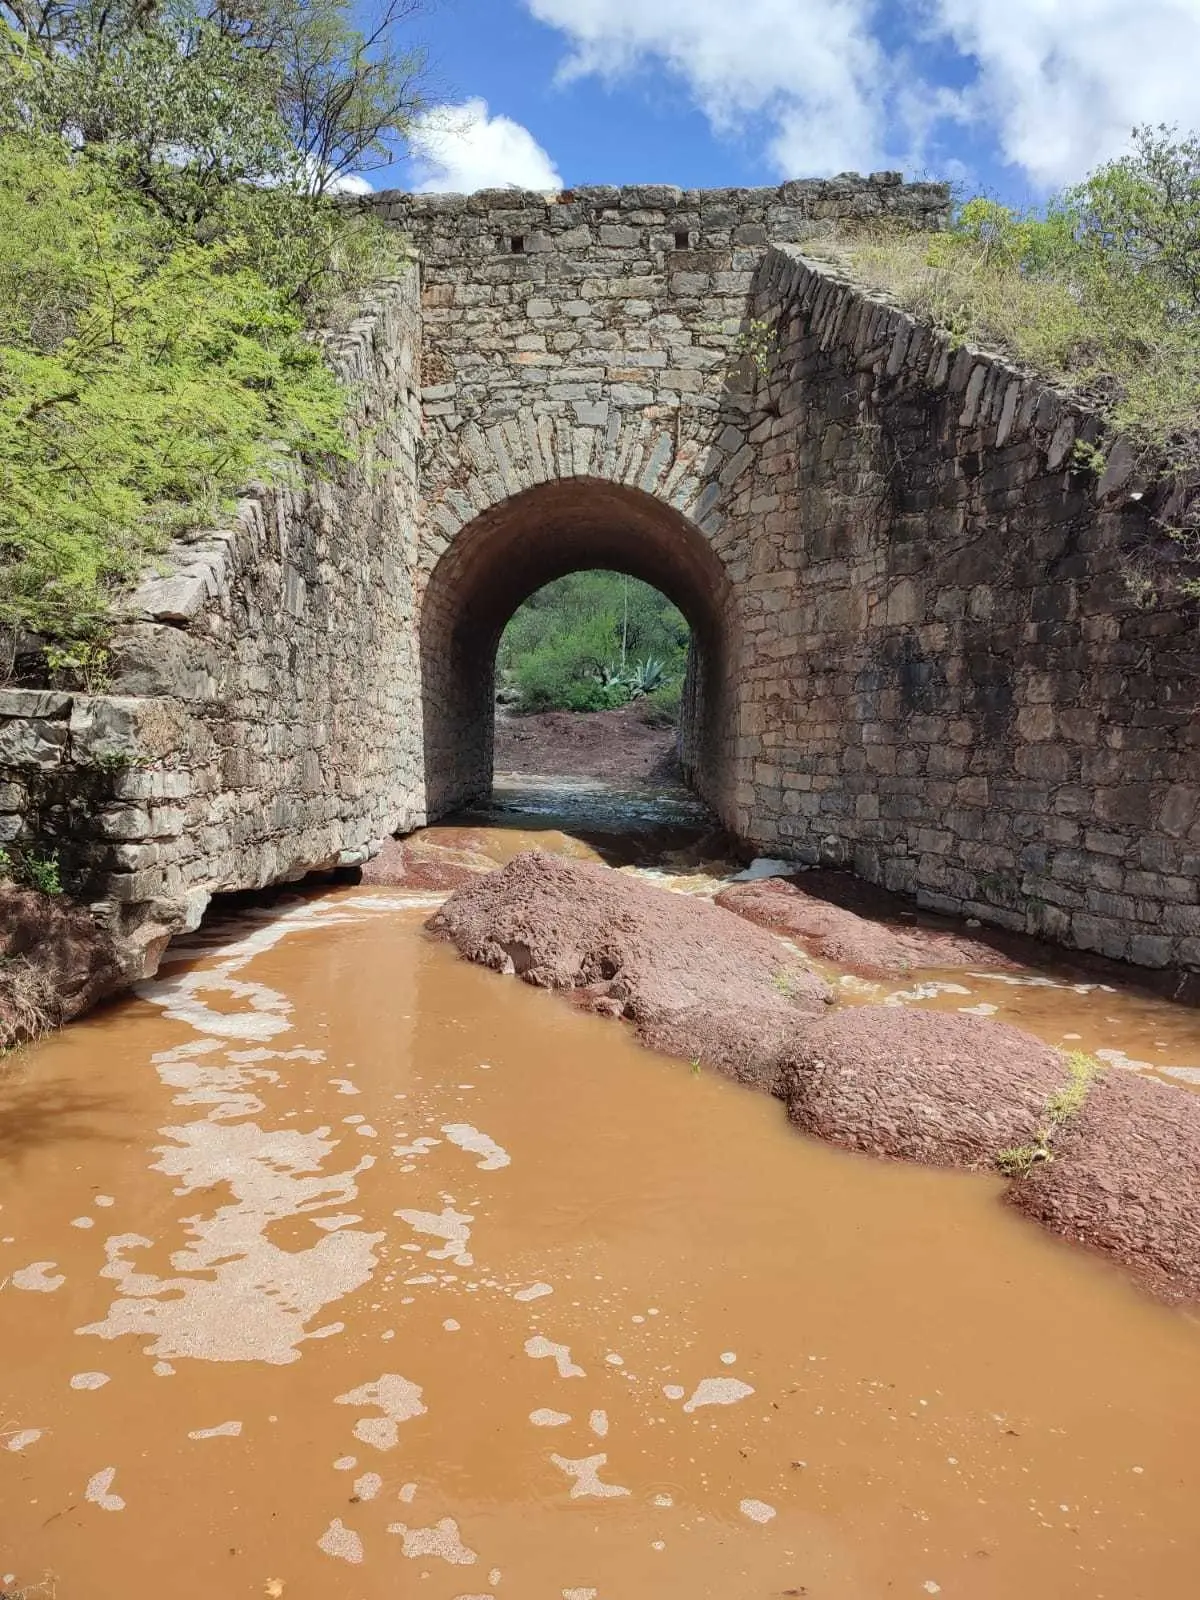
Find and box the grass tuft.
[997,1050,1103,1180]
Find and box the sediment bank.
[430,850,1200,1302]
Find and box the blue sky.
[368,0,1200,209]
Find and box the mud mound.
[1010,1072,1200,1303]
[716,877,1016,976]
[781,1008,1065,1169]
[428,850,832,1086]
[0,885,121,1050]
[360,836,497,891]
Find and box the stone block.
[0,718,68,768]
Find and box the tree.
[1069,124,1200,317]
[0,0,429,199]
[207,0,428,195]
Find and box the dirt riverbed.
[494,702,679,781]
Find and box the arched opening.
[494,572,690,786]
[419,478,737,823]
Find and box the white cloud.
[328,172,375,197]
[928,0,1200,187]
[523,0,1200,189]
[525,0,890,176]
[409,98,563,193]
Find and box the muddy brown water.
[4,783,1200,1598]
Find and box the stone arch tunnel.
[2,176,1198,978]
[418,479,737,821]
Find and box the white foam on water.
[188,1421,242,1439]
[393,1136,441,1160]
[682,1377,755,1413]
[662,1385,685,1400]
[719,1352,737,1365]
[530,1409,572,1427]
[71,1217,95,1230]
[335,1374,426,1451]
[652,1493,674,1507]
[135,969,293,1042]
[958,1003,1000,1017]
[443,1318,461,1332]
[11,1261,64,1293]
[153,1361,175,1377]
[739,1498,776,1524]
[78,1115,384,1364]
[5,1430,42,1452]
[70,1373,110,1391]
[313,1214,363,1232]
[728,859,797,882]
[395,1206,474,1267]
[333,1456,358,1471]
[441,1123,511,1172]
[884,982,971,1007]
[94,1196,115,1208]
[85,1467,125,1511]
[153,1044,281,1121]
[551,1453,631,1500]
[318,1519,364,1564]
[387,1518,477,1564]
[525,1336,585,1379]
[588,1410,609,1437]
[398,1482,417,1503]
[513,1282,553,1302]
[562,1590,598,1599]
[354,1473,383,1501]
[1162,1066,1200,1085]
[1096,1048,1156,1072]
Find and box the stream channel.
[3,777,1200,1599]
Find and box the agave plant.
[591,661,631,688]
[626,657,666,698]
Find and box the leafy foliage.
[497,572,690,716]
[835,125,1200,467]
[0,133,351,641]
[0,0,425,653]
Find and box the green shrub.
[0,133,360,646]
[0,0,420,655]
[826,126,1200,470]
[638,678,683,728]
[500,571,690,712]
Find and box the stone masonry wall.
[0,271,424,976]
[3,177,1196,982]
[371,175,949,818]
[730,246,1200,970]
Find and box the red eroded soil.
[780,1007,1064,1169]
[0,884,121,1050]
[427,849,832,1090]
[429,850,1200,1302]
[717,874,1021,976]
[360,835,498,891]
[494,703,679,781]
[1012,1070,1200,1303]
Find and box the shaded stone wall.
[730,247,1200,969]
[0,273,423,975]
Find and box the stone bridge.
[2,177,1198,979]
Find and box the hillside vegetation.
[0,0,426,671]
[828,126,1200,471]
[497,572,690,723]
